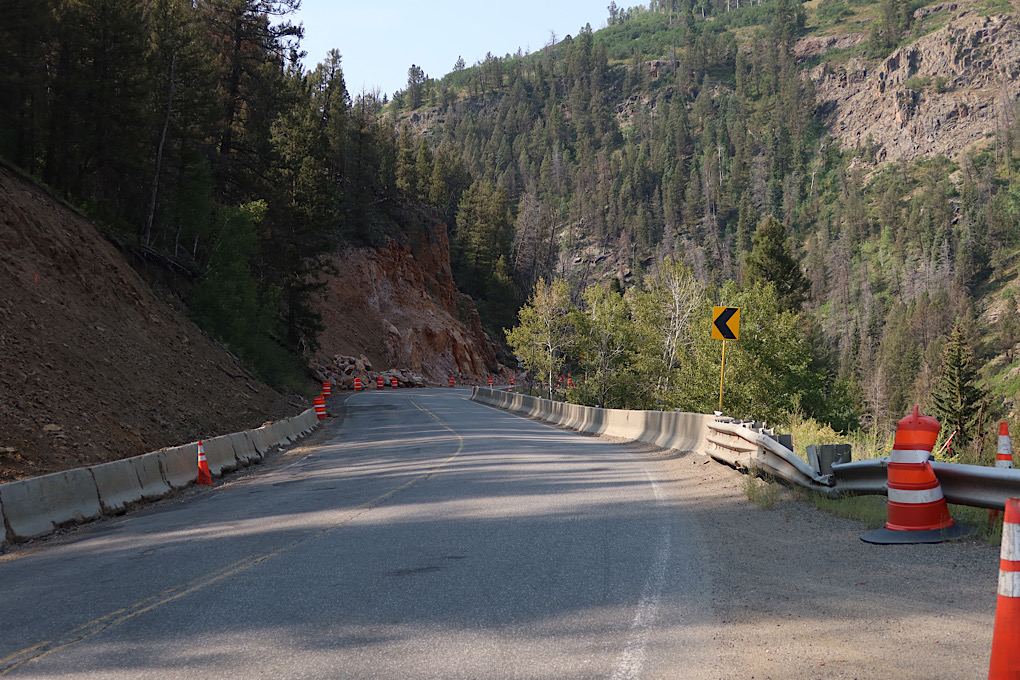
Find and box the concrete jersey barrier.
[0,407,322,548]
[471,387,713,454]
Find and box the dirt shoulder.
[649,448,997,680]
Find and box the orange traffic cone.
[354,377,362,391]
[314,395,326,419]
[861,406,972,544]
[322,381,331,398]
[998,422,1013,469]
[989,497,1020,679]
[197,441,212,485]
[487,376,494,388]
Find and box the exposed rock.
[311,219,502,385]
[811,2,1020,163]
[793,33,866,61]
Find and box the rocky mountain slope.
[811,0,1020,163]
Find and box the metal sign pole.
[718,338,726,413]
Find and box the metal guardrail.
[707,420,1020,511]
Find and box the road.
[0,388,724,679]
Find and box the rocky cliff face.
[810,1,1020,163]
[311,221,502,386]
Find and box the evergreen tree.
[743,215,809,313]
[929,324,985,451]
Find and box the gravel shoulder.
[644,445,998,680]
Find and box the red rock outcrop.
[311,221,502,385]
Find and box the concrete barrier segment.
[159,444,199,489]
[89,459,144,513]
[0,477,56,540]
[267,422,290,447]
[131,451,172,500]
[249,426,274,455]
[203,435,237,475]
[0,496,7,547]
[228,431,259,466]
[0,468,101,541]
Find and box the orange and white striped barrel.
[314,395,326,419]
[322,381,331,398]
[989,497,1020,679]
[391,376,398,389]
[487,376,493,388]
[197,440,212,485]
[377,376,384,390]
[998,422,1013,469]
[354,378,362,391]
[449,376,455,387]
[862,406,970,544]
[509,376,514,392]
[885,406,952,532]
[567,376,574,388]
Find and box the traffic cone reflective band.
[998,422,1013,469]
[377,376,384,390]
[354,377,362,391]
[989,497,1020,679]
[314,395,326,419]
[488,376,493,388]
[322,381,331,398]
[449,376,455,387]
[197,441,212,485]
[862,406,971,544]
[391,376,398,389]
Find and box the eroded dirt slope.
[0,164,301,483]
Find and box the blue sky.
[288,1,610,98]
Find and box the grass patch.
[799,491,1006,545]
[743,467,780,509]
[803,491,889,527]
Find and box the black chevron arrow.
[713,307,738,340]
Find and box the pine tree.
[743,215,809,313]
[929,323,985,451]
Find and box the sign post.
[712,306,740,412]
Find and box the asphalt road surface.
[0,389,726,679]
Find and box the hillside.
[0,163,303,483]
[812,0,1020,163]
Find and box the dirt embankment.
[0,164,301,483]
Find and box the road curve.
[0,389,722,679]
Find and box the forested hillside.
[390,0,1020,458]
[0,0,487,390]
[2,0,1018,463]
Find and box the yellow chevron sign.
[712,307,740,340]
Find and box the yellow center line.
[1,395,466,676]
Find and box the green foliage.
[505,279,573,398]
[816,0,854,23]
[571,285,635,408]
[929,323,986,451]
[743,216,810,313]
